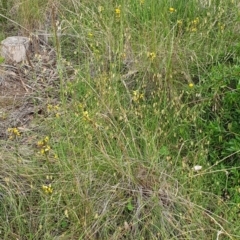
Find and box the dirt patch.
[1,77,29,138]
[0,44,65,139]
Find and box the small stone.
[193,165,202,171]
[1,36,30,63]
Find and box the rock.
[1,36,30,63]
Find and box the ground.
[0,43,63,139]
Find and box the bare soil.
[0,45,60,140]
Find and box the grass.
[1,0,240,239]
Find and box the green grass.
[1,0,240,239]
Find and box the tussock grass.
[0,0,240,239]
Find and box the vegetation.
[0,0,240,239]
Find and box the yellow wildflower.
[88,32,93,38]
[40,145,50,155]
[44,145,51,152]
[8,127,21,139]
[37,140,43,147]
[132,90,144,103]
[115,7,121,17]
[54,105,59,111]
[190,27,197,32]
[42,184,53,194]
[147,52,156,61]
[169,7,176,13]
[83,111,90,121]
[177,20,183,26]
[46,175,53,180]
[47,104,60,119]
[121,53,126,60]
[218,23,225,32]
[189,83,194,88]
[8,127,21,136]
[37,136,51,155]
[47,104,53,112]
[192,17,199,25]
[98,6,104,13]
[78,103,83,109]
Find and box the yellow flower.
[47,104,60,114]
[140,93,144,99]
[98,6,104,13]
[132,90,144,102]
[37,136,51,155]
[8,127,21,139]
[83,111,90,121]
[121,53,126,59]
[169,7,176,13]
[218,23,225,32]
[147,52,156,61]
[88,32,93,38]
[192,17,199,25]
[54,105,59,111]
[133,90,138,96]
[177,20,183,26]
[37,140,43,147]
[44,145,51,152]
[47,104,53,112]
[8,127,21,136]
[115,7,121,17]
[42,184,53,194]
[189,83,194,88]
[40,145,50,155]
